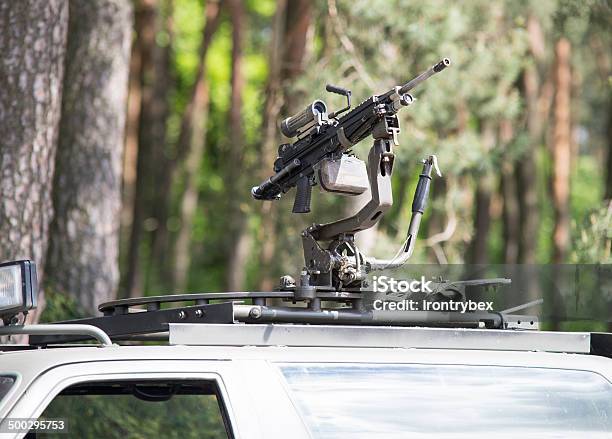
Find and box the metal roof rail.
[0,324,112,347]
[168,323,591,353]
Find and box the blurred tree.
[46,0,132,314]
[551,37,572,263]
[124,0,174,297]
[517,13,547,264]
[256,0,287,290]
[292,0,529,266]
[148,0,176,279]
[468,123,495,264]
[500,120,520,264]
[0,0,69,323]
[607,97,612,201]
[224,0,248,291]
[122,1,146,253]
[172,0,222,290]
[605,97,612,200]
[257,0,313,289]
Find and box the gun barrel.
[251,158,301,200]
[399,58,450,95]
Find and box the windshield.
[279,363,612,438]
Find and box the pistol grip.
[412,167,433,214]
[293,175,312,214]
[412,175,431,213]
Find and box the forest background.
[0,0,610,325]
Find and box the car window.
[30,379,231,439]
[279,363,612,438]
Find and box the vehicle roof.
[2,324,611,386]
[2,338,611,422]
[2,342,611,373]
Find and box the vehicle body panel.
[1,344,611,438]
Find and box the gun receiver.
[252,58,451,293]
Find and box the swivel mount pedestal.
[283,115,441,299]
[298,116,397,292]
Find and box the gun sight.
[281,100,328,138]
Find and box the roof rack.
[20,289,539,345]
[0,290,608,358]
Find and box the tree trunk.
[172,0,222,290]
[501,165,519,264]
[123,0,157,297]
[46,0,132,315]
[470,176,493,264]
[258,0,312,290]
[257,0,286,291]
[517,15,545,264]
[551,38,572,263]
[224,0,249,291]
[0,0,69,322]
[121,1,144,255]
[516,17,546,304]
[516,122,539,264]
[606,95,612,201]
[499,120,519,264]
[468,122,495,264]
[144,0,174,286]
[587,36,611,203]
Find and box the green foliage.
[571,201,612,263]
[132,0,610,298]
[173,0,206,91]
[40,288,85,323]
[296,0,532,263]
[41,394,227,439]
[294,0,608,265]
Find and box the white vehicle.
[0,259,611,438]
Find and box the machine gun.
[252,58,450,296]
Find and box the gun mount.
[252,58,451,299]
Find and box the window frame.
[3,361,238,439]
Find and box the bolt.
[249,307,262,319]
[178,310,187,320]
[195,309,205,318]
